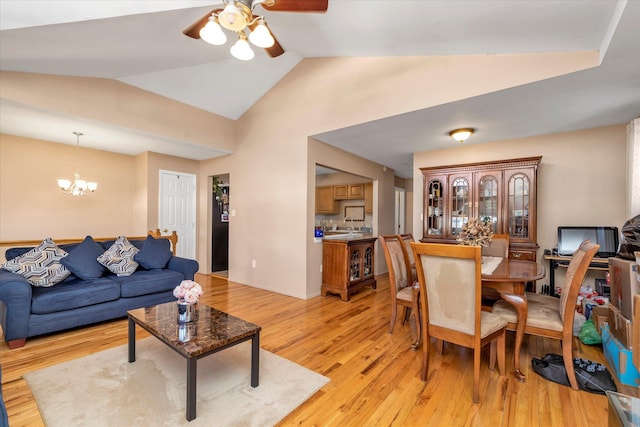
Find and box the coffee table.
[127,301,261,421]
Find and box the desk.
[483,258,546,382]
[544,254,609,296]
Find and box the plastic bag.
[617,214,640,260]
[578,319,602,345]
[531,354,616,394]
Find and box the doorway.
[211,174,229,277]
[395,188,405,234]
[159,170,196,259]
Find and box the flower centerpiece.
[456,217,494,247]
[174,280,202,323]
[173,280,202,304]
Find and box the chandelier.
[199,0,275,60]
[57,132,98,196]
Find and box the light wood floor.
[1,273,610,426]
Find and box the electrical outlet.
[251,259,256,268]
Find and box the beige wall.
[412,124,629,291]
[0,135,199,261]
[0,50,608,299]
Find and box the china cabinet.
[321,237,377,301]
[421,156,541,260]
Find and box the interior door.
[160,170,196,259]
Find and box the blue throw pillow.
[134,235,172,270]
[61,236,106,280]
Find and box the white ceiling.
[1,0,639,178]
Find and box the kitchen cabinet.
[316,186,338,214]
[321,237,377,301]
[421,156,541,260]
[364,183,373,213]
[334,184,365,200]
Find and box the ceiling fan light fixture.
[249,20,274,48]
[218,2,247,31]
[449,128,475,143]
[200,17,227,45]
[230,33,254,60]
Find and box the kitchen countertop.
[315,233,375,243]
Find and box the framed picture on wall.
[344,205,365,221]
[221,213,229,222]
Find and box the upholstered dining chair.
[491,240,599,390]
[379,235,420,343]
[481,234,510,310]
[411,242,507,403]
[482,234,510,258]
[399,233,417,282]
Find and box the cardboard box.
[609,304,633,349]
[593,305,610,334]
[609,257,640,320]
[602,324,640,387]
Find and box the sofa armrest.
[0,269,32,342]
[167,257,199,280]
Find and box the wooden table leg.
[187,358,197,421]
[498,291,528,382]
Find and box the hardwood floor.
[1,273,610,426]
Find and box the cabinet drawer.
[509,250,536,261]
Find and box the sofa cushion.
[134,235,172,270]
[97,236,139,276]
[60,236,106,280]
[0,238,70,287]
[112,269,185,298]
[30,277,121,314]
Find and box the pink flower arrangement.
[173,280,203,304]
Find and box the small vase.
[177,299,197,323]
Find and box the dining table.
[481,256,546,382]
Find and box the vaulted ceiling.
[1,1,639,178]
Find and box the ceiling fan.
[183,0,329,60]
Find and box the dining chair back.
[411,242,507,403]
[491,239,600,390]
[379,235,419,340]
[482,234,510,258]
[399,233,417,282]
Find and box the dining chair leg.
[410,291,421,350]
[401,306,410,325]
[497,330,506,376]
[473,347,481,403]
[389,304,398,333]
[562,337,579,390]
[420,332,430,381]
[489,340,496,371]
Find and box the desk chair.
[379,235,420,344]
[411,242,507,403]
[492,240,599,390]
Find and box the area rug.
[24,338,329,426]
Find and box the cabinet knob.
[513,252,521,258]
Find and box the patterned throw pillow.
[1,238,70,287]
[97,236,140,276]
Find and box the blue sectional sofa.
[0,234,199,349]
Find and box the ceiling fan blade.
[183,8,222,39]
[261,0,328,12]
[265,37,285,57]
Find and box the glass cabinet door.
[507,172,531,240]
[349,247,361,282]
[450,176,470,236]
[477,174,500,233]
[426,178,444,236]
[363,245,373,277]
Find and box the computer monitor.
[557,226,619,258]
